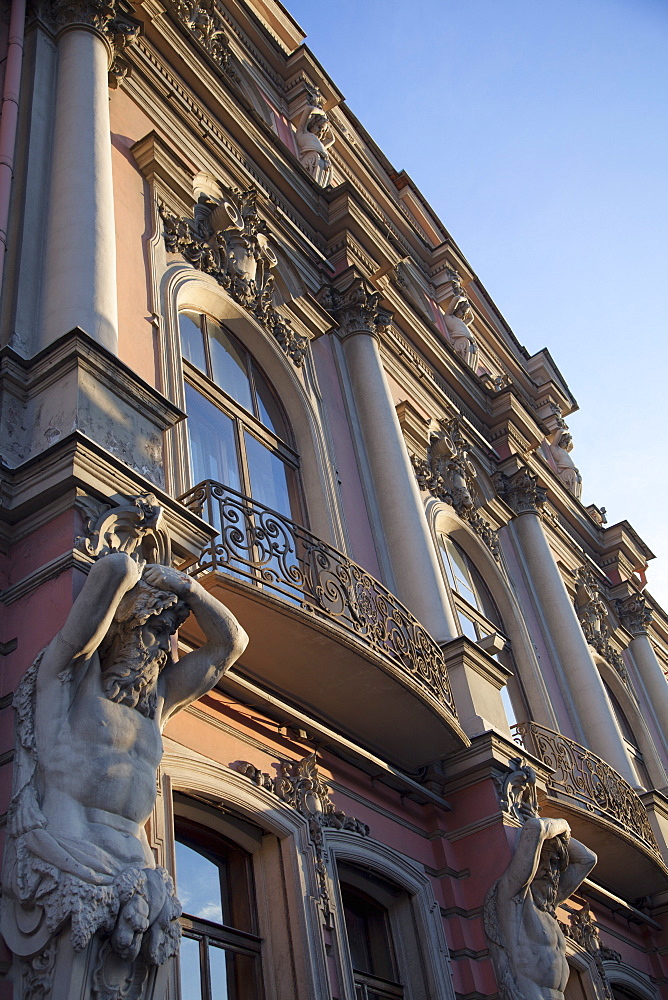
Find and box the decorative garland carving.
[574,567,632,690]
[231,753,369,926]
[171,0,239,81]
[412,416,500,559]
[159,188,308,367]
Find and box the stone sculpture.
[442,274,479,368]
[295,89,335,187]
[549,426,582,499]
[1,496,248,999]
[484,815,597,1000]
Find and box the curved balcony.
[514,722,668,897]
[179,480,468,768]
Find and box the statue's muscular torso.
[36,651,163,871]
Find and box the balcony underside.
[181,571,469,770]
[539,790,668,898]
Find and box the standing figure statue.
[484,816,597,1000]
[443,279,479,369]
[549,427,583,499]
[296,99,335,188]
[2,540,248,997]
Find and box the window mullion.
[201,315,214,381]
[201,934,212,1000]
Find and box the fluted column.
[40,0,118,353]
[617,594,668,742]
[333,279,458,643]
[499,468,637,785]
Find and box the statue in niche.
[2,496,248,997]
[295,88,335,187]
[442,274,479,368]
[549,425,582,499]
[484,816,597,1000]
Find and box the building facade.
[0,0,667,998]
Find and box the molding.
[0,548,90,605]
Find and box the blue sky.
[285,0,668,606]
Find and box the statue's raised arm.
[143,563,249,725]
[2,496,249,999]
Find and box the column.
[40,0,118,353]
[500,468,637,786]
[333,278,458,644]
[617,594,668,744]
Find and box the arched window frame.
[425,499,559,733]
[594,657,667,792]
[326,830,456,1000]
[155,741,333,1000]
[157,265,347,551]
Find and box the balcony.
[514,722,668,897]
[179,480,468,768]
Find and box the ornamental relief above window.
[159,186,309,367]
[411,415,500,559]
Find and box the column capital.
[496,467,547,516]
[615,593,653,636]
[51,0,117,33]
[319,276,391,340]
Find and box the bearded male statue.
[484,816,597,1000]
[2,546,248,994]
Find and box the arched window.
[603,681,651,789]
[179,310,302,521]
[338,864,405,1000]
[175,810,264,1000]
[436,532,526,727]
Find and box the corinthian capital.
[615,593,653,636]
[496,468,547,516]
[51,0,117,31]
[328,278,386,339]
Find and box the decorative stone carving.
[574,567,631,688]
[615,593,653,636]
[107,10,141,89]
[51,0,117,32]
[171,0,239,81]
[494,758,539,825]
[484,814,597,1000]
[159,187,308,366]
[496,467,547,517]
[441,270,479,369]
[411,416,500,559]
[547,408,582,499]
[231,753,368,925]
[75,493,171,566]
[2,495,248,995]
[559,903,620,1000]
[20,937,58,1000]
[322,276,386,339]
[295,86,335,187]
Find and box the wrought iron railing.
[179,480,456,716]
[513,721,662,861]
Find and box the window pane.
[500,684,517,727]
[209,944,230,1000]
[179,935,203,1000]
[208,322,254,414]
[457,611,479,642]
[252,366,288,440]
[244,433,293,518]
[185,384,241,491]
[180,312,207,372]
[210,946,259,1000]
[175,840,224,923]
